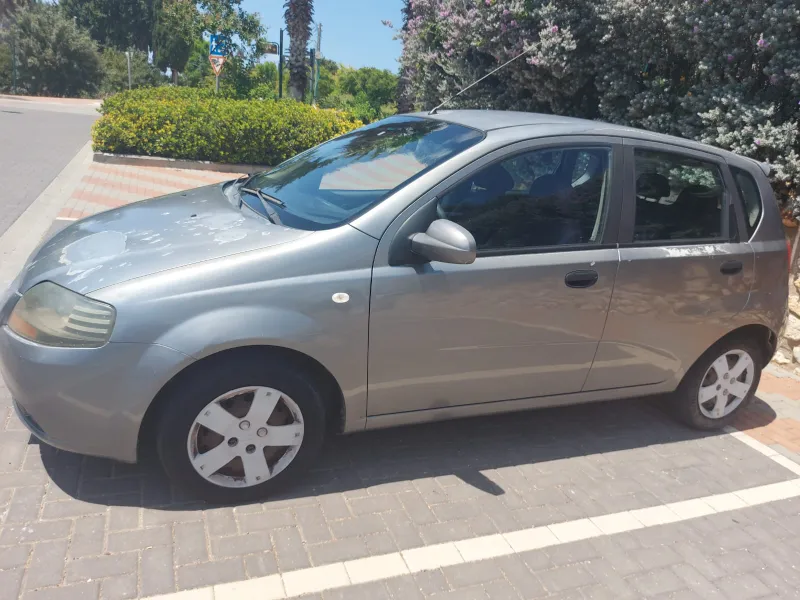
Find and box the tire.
[156,355,327,504]
[674,337,762,431]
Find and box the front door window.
[437,147,612,251]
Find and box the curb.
[93,152,268,174]
[0,94,101,106]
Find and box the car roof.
[409,109,770,176]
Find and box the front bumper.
[0,325,193,463]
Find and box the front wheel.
[674,338,762,430]
[156,356,327,503]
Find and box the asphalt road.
[0,96,99,236]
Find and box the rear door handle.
[565,270,599,288]
[720,260,743,275]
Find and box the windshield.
[241,116,484,230]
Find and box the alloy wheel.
[697,349,755,419]
[186,386,304,488]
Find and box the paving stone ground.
[2,149,800,599]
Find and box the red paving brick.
[732,371,800,453]
[62,162,244,221]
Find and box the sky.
[242,0,404,72]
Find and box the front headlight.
[6,282,116,348]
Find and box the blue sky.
[242,0,404,72]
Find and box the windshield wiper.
[239,187,283,224]
[241,187,285,207]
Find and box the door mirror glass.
[410,219,477,264]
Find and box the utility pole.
[278,28,284,99]
[125,51,132,90]
[11,36,17,95]
[309,48,315,104]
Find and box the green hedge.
[91,87,363,165]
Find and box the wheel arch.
[713,323,777,368]
[137,345,346,463]
[679,323,777,391]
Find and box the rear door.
[584,140,754,390]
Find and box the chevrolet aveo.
[0,111,788,503]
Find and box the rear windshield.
[243,116,484,230]
[731,167,763,238]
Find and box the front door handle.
[565,270,599,288]
[720,260,743,275]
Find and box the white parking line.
[143,426,800,600]
[145,479,800,600]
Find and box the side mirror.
[409,219,477,265]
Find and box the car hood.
[19,184,311,295]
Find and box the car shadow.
[38,394,778,511]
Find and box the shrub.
[398,0,800,206]
[92,87,363,164]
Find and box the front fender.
[151,305,321,360]
[93,228,377,432]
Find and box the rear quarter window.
[731,167,763,239]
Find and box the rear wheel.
[156,356,326,503]
[674,338,761,430]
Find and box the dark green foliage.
[153,0,198,80]
[318,66,398,123]
[60,0,154,51]
[99,48,167,95]
[6,2,102,97]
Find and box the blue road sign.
[209,34,226,57]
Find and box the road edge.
[0,141,93,289]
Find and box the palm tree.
[283,0,313,100]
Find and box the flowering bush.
[398,0,800,205]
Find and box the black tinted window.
[438,147,611,251]
[732,167,763,238]
[633,150,724,242]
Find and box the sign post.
[278,29,284,99]
[125,51,132,90]
[209,34,227,93]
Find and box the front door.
[367,140,624,416]
[584,141,755,390]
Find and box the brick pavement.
[56,162,243,221]
[3,150,800,598]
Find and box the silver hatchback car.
[0,111,788,502]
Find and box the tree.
[1,0,28,21]
[99,48,167,94]
[153,0,198,83]
[283,0,313,100]
[198,0,267,59]
[9,2,102,96]
[317,66,398,123]
[315,57,337,100]
[181,38,213,87]
[338,67,397,112]
[59,0,154,51]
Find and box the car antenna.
[428,45,535,115]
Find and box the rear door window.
[633,150,725,242]
[731,167,763,238]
